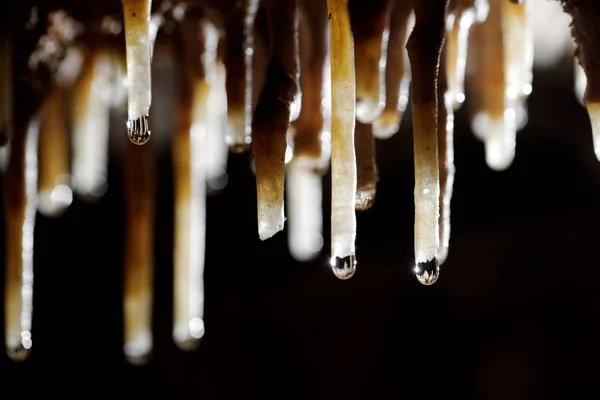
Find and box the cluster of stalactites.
[1,0,599,364]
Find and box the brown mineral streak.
[406,0,447,104]
[123,0,149,35]
[72,52,93,135]
[123,128,155,343]
[327,0,355,155]
[174,102,192,209]
[350,0,390,108]
[468,0,504,120]
[252,0,298,235]
[223,7,247,113]
[446,16,460,85]
[379,0,412,118]
[172,92,192,331]
[292,0,327,158]
[407,0,447,182]
[39,89,68,193]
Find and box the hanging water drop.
[330,254,357,280]
[414,258,439,286]
[127,115,151,145]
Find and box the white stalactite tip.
[482,112,516,171]
[258,202,285,241]
[123,0,152,145]
[287,157,324,262]
[123,330,153,365]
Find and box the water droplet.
[356,186,376,211]
[6,341,31,361]
[330,254,357,280]
[127,115,151,145]
[414,258,439,286]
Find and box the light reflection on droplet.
[330,254,357,280]
[414,258,440,286]
[127,115,151,145]
[189,317,205,339]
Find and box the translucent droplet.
[6,341,31,361]
[330,254,357,280]
[356,186,376,211]
[414,258,439,286]
[127,115,151,145]
[189,317,205,339]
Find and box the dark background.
[1,32,599,400]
